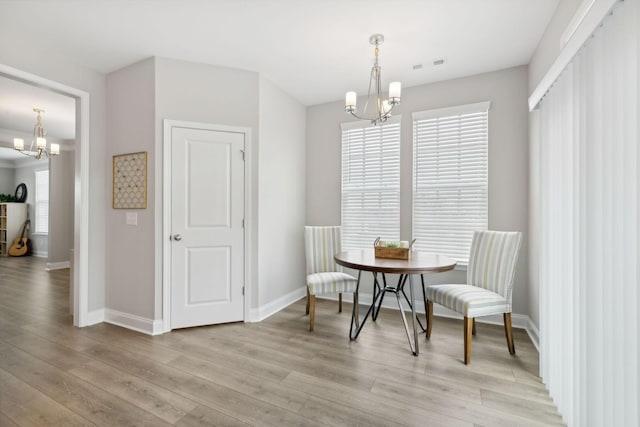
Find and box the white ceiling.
[0,146,32,161]
[0,0,559,108]
[0,77,76,141]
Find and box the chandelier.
[345,34,401,125]
[14,108,60,160]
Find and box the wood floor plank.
[5,332,93,372]
[0,369,92,427]
[68,360,199,424]
[168,354,309,413]
[371,376,556,427]
[0,345,171,427]
[480,388,564,425]
[298,395,407,427]
[76,325,184,364]
[78,341,324,427]
[0,412,19,427]
[282,370,472,427]
[20,322,103,353]
[175,404,250,427]
[0,256,563,426]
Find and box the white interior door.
[170,125,245,329]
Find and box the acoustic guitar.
[9,219,31,257]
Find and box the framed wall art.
[112,151,147,209]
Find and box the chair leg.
[464,316,473,364]
[426,300,433,338]
[504,313,516,355]
[339,293,343,312]
[305,288,310,315]
[472,318,476,335]
[309,295,316,331]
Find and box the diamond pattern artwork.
[112,151,147,209]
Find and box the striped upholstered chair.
[304,226,357,331]
[425,230,522,364]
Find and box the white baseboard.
[104,309,163,335]
[86,308,105,326]
[248,286,306,322]
[526,318,540,352]
[32,251,48,258]
[45,261,70,270]
[318,292,541,350]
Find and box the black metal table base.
[350,272,425,356]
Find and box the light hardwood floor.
[0,256,564,426]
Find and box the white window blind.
[35,169,49,234]
[412,102,490,263]
[341,117,400,250]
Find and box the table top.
[334,249,457,274]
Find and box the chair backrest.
[304,226,343,275]
[467,230,522,306]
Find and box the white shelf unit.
[0,203,28,256]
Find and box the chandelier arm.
[377,66,383,117]
[361,65,377,118]
[348,109,393,125]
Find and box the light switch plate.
[126,212,138,226]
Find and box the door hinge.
[240,150,245,161]
[242,286,245,296]
[242,218,245,228]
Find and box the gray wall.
[306,66,531,318]
[528,0,582,92]
[48,150,75,264]
[1,33,108,312]
[0,165,15,194]
[105,58,156,319]
[106,57,261,321]
[105,57,307,323]
[258,76,306,306]
[155,57,260,319]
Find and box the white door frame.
[162,120,252,333]
[0,63,91,327]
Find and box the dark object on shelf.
[14,183,27,203]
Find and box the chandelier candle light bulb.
[345,91,357,111]
[389,81,401,102]
[13,138,24,151]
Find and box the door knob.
[172,234,182,241]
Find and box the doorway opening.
[0,63,91,326]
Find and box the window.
[412,102,490,264]
[35,169,49,234]
[341,117,400,250]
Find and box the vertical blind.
[341,117,400,250]
[35,169,49,234]
[537,1,638,425]
[412,102,490,263]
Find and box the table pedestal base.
[350,272,423,356]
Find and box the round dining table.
[334,249,456,355]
